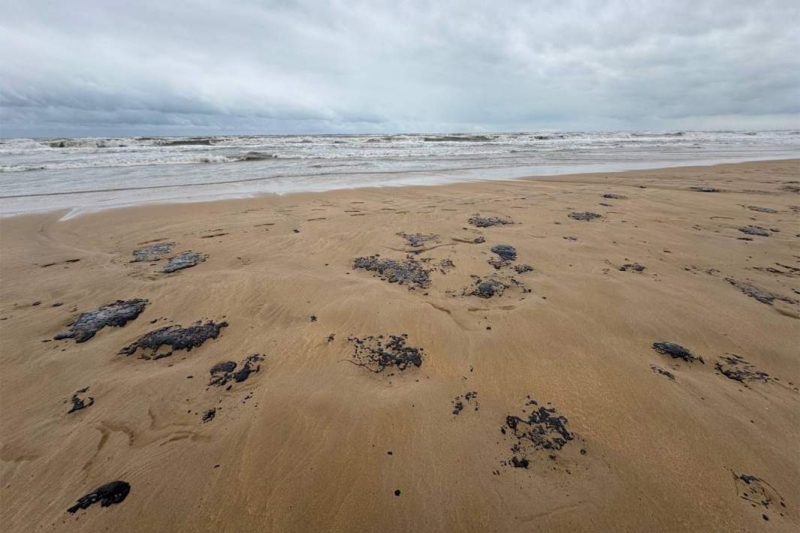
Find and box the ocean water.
[1,131,798,218]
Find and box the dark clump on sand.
[488,244,518,270]
[569,212,601,221]
[67,481,130,513]
[466,277,507,298]
[724,278,798,306]
[739,226,770,237]
[650,365,676,380]
[353,255,431,289]
[397,232,437,248]
[347,334,424,373]
[131,242,175,262]
[619,263,646,272]
[502,398,574,468]
[208,354,264,387]
[491,245,517,261]
[747,205,777,214]
[514,264,533,274]
[162,251,207,273]
[652,342,705,364]
[119,320,228,359]
[452,391,479,415]
[468,215,514,228]
[510,457,530,469]
[715,354,770,385]
[55,299,148,342]
[202,408,217,422]
[67,388,94,414]
[602,193,627,199]
[689,186,720,192]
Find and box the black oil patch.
[55,299,148,343]
[119,320,228,359]
[67,481,130,513]
[347,334,423,373]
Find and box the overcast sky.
[1,0,798,137]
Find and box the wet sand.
[1,160,798,532]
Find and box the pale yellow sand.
[1,160,798,532]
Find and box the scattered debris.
[739,226,770,237]
[650,365,675,380]
[690,186,720,193]
[468,216,514,228]
[310,315,317,322]
[514,264,533,274]
[67,388,94,414]
[327,333,336,343]
[397,232,438,248]
[162,251,207,273]
[652,342,704,364]
[208,354,264,387]
[568,212,601,221]
[119,320,228,359]
[502,398,574,468]
[563,236,578,241]
[131,242,175,262]
[732,473,786,520]
[67,481,131,513]
[452,391,479,415]
[55,299,148,342]
[347,334,424,373]
[619,263,646,272]
[202,408,217,422]
[353,255,432,289]
[602,194,627,199]
[715,354,770,385]
[725,278,798,306]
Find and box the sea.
[1,131,798,218]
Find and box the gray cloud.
[1,0,798,136]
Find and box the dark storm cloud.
[1,0,798,136]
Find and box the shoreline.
[1,159,798,532]
[2,157,799,222]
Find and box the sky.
[1,0,799,137]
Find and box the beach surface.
[1,159,798,532]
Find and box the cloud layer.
[2,0,798,136]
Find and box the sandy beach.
[1,159,798,532]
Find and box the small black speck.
[394,490,401,496]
